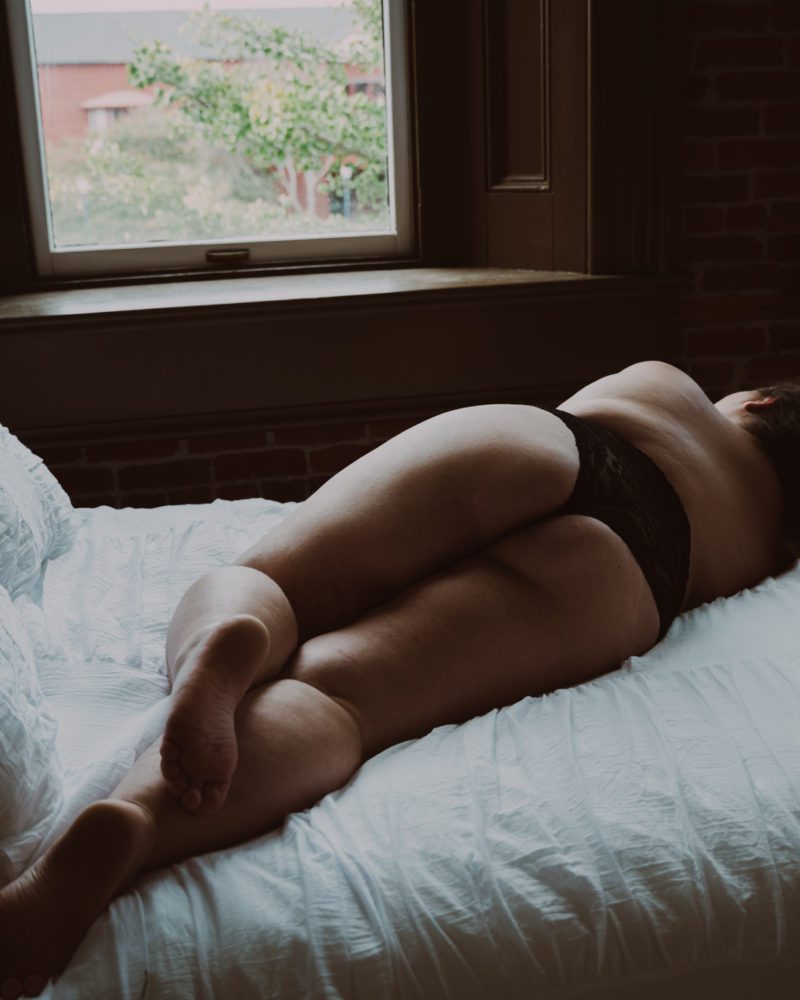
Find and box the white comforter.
[14,499,800,999]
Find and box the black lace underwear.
[549,407,692,641]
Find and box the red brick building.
[32,6,360,144]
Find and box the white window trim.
[6,0,414,279]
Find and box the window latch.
[205,248,251,264]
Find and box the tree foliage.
[45,2,389,246]
[46,111,291,247]
[127,1,388,218]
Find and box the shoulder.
[610,361,709,413]
[616,360,698,390]
[563,361,707,416]
[623,360,680,377]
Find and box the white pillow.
[0,423,76,597]
[0,585,62,886]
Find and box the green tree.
[128,1,387,220]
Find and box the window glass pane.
[27,0,391,250]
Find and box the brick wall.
[676,0,800,397]
[38,64,132,144]
[36,411,441,509]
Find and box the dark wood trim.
[552,0,589,271]
[0,1,426,291]
[484,0,548,190]
[588,0,685,274]
[411,1,473,265]
[0,1,687,448]
[1,272,687,434]
[0,0,684,288]
[464,0,588,270]
[0,267,621,325]
[0,6,36,295]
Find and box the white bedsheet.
[14,498,800,999]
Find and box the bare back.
[559,361,790,609]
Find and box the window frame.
[0,1,685,294]
[0,1,689,440]
[5,0,415,280]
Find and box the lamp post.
[75,175,91,242]
[340,163,353,219]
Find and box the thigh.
[283,515,661,758]
[235,405,579,639]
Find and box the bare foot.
[0,799,155,998]
[160,615,271,814]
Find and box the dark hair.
[744,381,800,557]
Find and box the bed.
[2,426,799,999]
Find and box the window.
[5,0,413,278]
[0,0,685,437]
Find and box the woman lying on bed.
[2,360,799,997]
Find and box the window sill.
[0,267,686,324]
[0,267,688,434]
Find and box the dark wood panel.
[553,0,588,271]
[588,0,685,274]
[486,192,553,267]
[409,0,472,265]
[485,0,547,188]
[0,7,36,294]
[0,275,686,434]
[470,0,587,270]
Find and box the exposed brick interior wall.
[35,411,443,509]
[675,0,800,397]
[18,0,800,510]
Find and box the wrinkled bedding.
[14,498,800,999]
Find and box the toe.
[167,775,188,797]
[160,740,179,761]
[161,759,181,781]
[1,978,23,1000]
[181,785,203,812]
[196,781,229,816]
